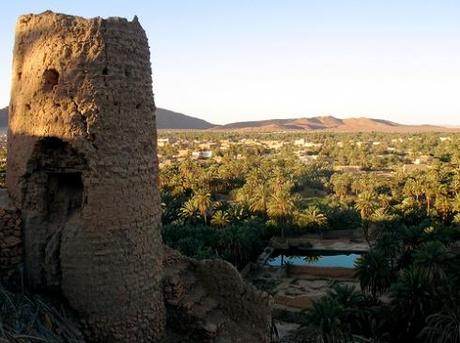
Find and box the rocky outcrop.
[163,248,272,342]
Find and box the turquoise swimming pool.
[267,252,360,268]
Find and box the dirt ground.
[251,266,360,311]
[249,264,361,340]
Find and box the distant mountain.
[0,106,455,132]
[156,108,215,129]
[0,106,216,131]
[0,107,7,129]
[216,115,455,132]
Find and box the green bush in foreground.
[162,218,270,269]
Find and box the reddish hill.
[214,115,456,132]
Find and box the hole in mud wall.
[41,171,83,289]
[46,172,83,217]
[43,69,59,91]
[24,137,87,210]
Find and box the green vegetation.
[159,131,460,265]
[160,144,341,267]
[303,219,460,342]
[162,220,269,268]
[159,131,460,342]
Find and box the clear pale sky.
[1,1,459,125]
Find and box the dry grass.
[0,283,84,342]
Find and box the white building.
[157,138,170,147]
[294,138,322,148]
[192,151,213,159]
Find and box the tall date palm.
[267,188,296,239]
[191,191,213,224]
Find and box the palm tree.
[234,186,252,208]
[371,208,395,223]
[267,189,296,239]
[404,178,424,205]
[398,196,418,215]
[378,194,392,210]
[412,178,425,205]
[390,267,435,340]
[245,168,265,189]
[304,296,349,343]
[191,191,212,224]
[170,175,188,198]
[179,199,198,223]
[270,168,289,193]
[355,191,377,220]
[412,241,451,284]
[352,176,376,195]
[326,283,366,309]
[178,158,196,189]
[355,191,377,243]
[435,193,451,223]
[249,183,270,215]
[295,206,327,230]
[227,203,246,222]
[451,172,460,196]
[374,230,401,267]
[451,194,460,214]
[331,174,350,201]
[210,210,230,228]
[423,172,440,216]
[421,308,460,343]
[453,213,460,225]
[354,249,393,299]
[368,209,399,245]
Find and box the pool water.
[267,253,360,268]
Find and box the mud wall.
[0,190,23,283]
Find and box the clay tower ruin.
[7,12,165,340]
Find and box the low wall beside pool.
[286,265,356,279]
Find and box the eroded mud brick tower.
[7,12,165,341]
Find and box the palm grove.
[159,131,460,343]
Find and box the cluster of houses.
[156,134,455,172]
[157,136,323,164]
